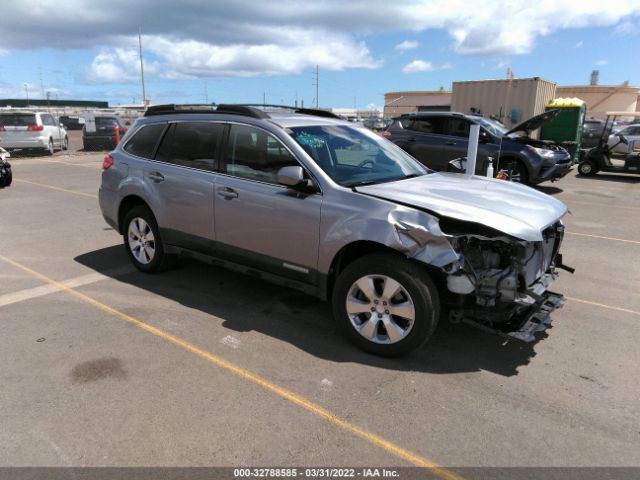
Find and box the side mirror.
[618,134,629,145]
[277,166,306,187]
[479,130,491,143]
[447,157,467,173]
[60,123,65,128]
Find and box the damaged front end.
[394,214,572,343]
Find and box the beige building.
[555,84,639,120]
[383,90,451,117]
[451,77,557,130]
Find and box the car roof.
[394,111,470,120]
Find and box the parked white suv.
[0,111,68,155]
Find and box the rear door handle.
[148,171,164,182]
[218,188,238,200]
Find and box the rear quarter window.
[123,124,166,159]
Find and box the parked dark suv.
[83,116,126,150]
[383,111,573,185]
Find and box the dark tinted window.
[0,114,36,126]
[124,124,166,159]
[225,124,299,184]
[406,117,446,134]
[96,117,121,129]
[447,118,471,137]
[155,122,223,171]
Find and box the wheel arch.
[117,195,154,234]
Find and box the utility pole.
[39,67,46,99]
[204,82,209,104]
[138,26,147,107]
[263,92,266,106]
[314,64,319,108]
[24,83,29,106]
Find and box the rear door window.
[155,122,223,171]
[123,123,166,159]
[96,117,119,130]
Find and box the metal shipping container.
[451,78,557,138]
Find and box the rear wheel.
[578,160,597,176]
[45,139,54,156]
[332,253,440,357]
[123,206,173,273]
[62,136,68,150]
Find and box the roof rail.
[144,103,269,119]
[234,104,342,119]
[143,103,342,120]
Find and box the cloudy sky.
[0,0,638,109]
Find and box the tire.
[332,253,440,357]
[62,136,68,150]
[122,205,173,273]
[45,139,54,156]
[0,166,11,188]
[578,161,597,176]
[506,159,529,184]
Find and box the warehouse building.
[555,84,639,119]
[383,90,451,117]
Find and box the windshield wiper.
[345,173,424,188]
[343,179,382,187]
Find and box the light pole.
[24,83,29,106]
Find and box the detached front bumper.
[507,291,565,342]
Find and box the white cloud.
[86,48,159,83]
[613,20,639,36]
[394,40,419,52]
[2,0,640,79]
[596,59,608,65]
[402,60,433,73]
[0,48,8,57]
[402,60,452,74]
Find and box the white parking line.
[0,266,133,308]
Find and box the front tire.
[62,136,68,150]
[332,253,440,357]
[45,139,54,156]
[123,206,173,273]
[578,160,597,176]
[501,159,529,184]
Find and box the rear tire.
[332,253,440,357]
[62,136,68,150]
[123,205,174,273]
[45,139,54,156]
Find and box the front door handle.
[148,171,164,182]
[407,137,416,142]
[446,141,457,146]
[218,188,238,200]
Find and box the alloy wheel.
[127,217,156,265]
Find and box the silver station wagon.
[99,104,572,356]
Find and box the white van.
[0,111,68,155]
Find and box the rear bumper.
[83,136,117,149]
[98,186,120,232]
[1,136,49,149]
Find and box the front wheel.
[62,136,68,150]
[578,161,597,176]
[501,159,529,184]
[332,253,440,357]
[45,139,54,156]
[123,206,173,273]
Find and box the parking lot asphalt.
[1,146,639,476]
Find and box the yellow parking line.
[567,297,640,317]
[14,179,97,198]
[0,254,462,480]
[565,231,640,245]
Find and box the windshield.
[474,117,509,137]
[289,125,429,187]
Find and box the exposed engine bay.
[441,221,571,342]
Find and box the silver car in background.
[99,104,571,356]
[0,111,68,154]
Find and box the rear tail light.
[102,154,114,170]
[381,130,391,138]
[27,125,44,131]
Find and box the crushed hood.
[355,173,568,241]
[505,109,560,135]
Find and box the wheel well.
[325,241,408,300]
[117,195,150,234]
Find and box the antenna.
[139,26,147,107]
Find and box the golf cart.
[578,111,640,176]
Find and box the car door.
[126,122,219,254]
[40,114,59,147]
[214,123,322,285]
[399,116,448,170]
